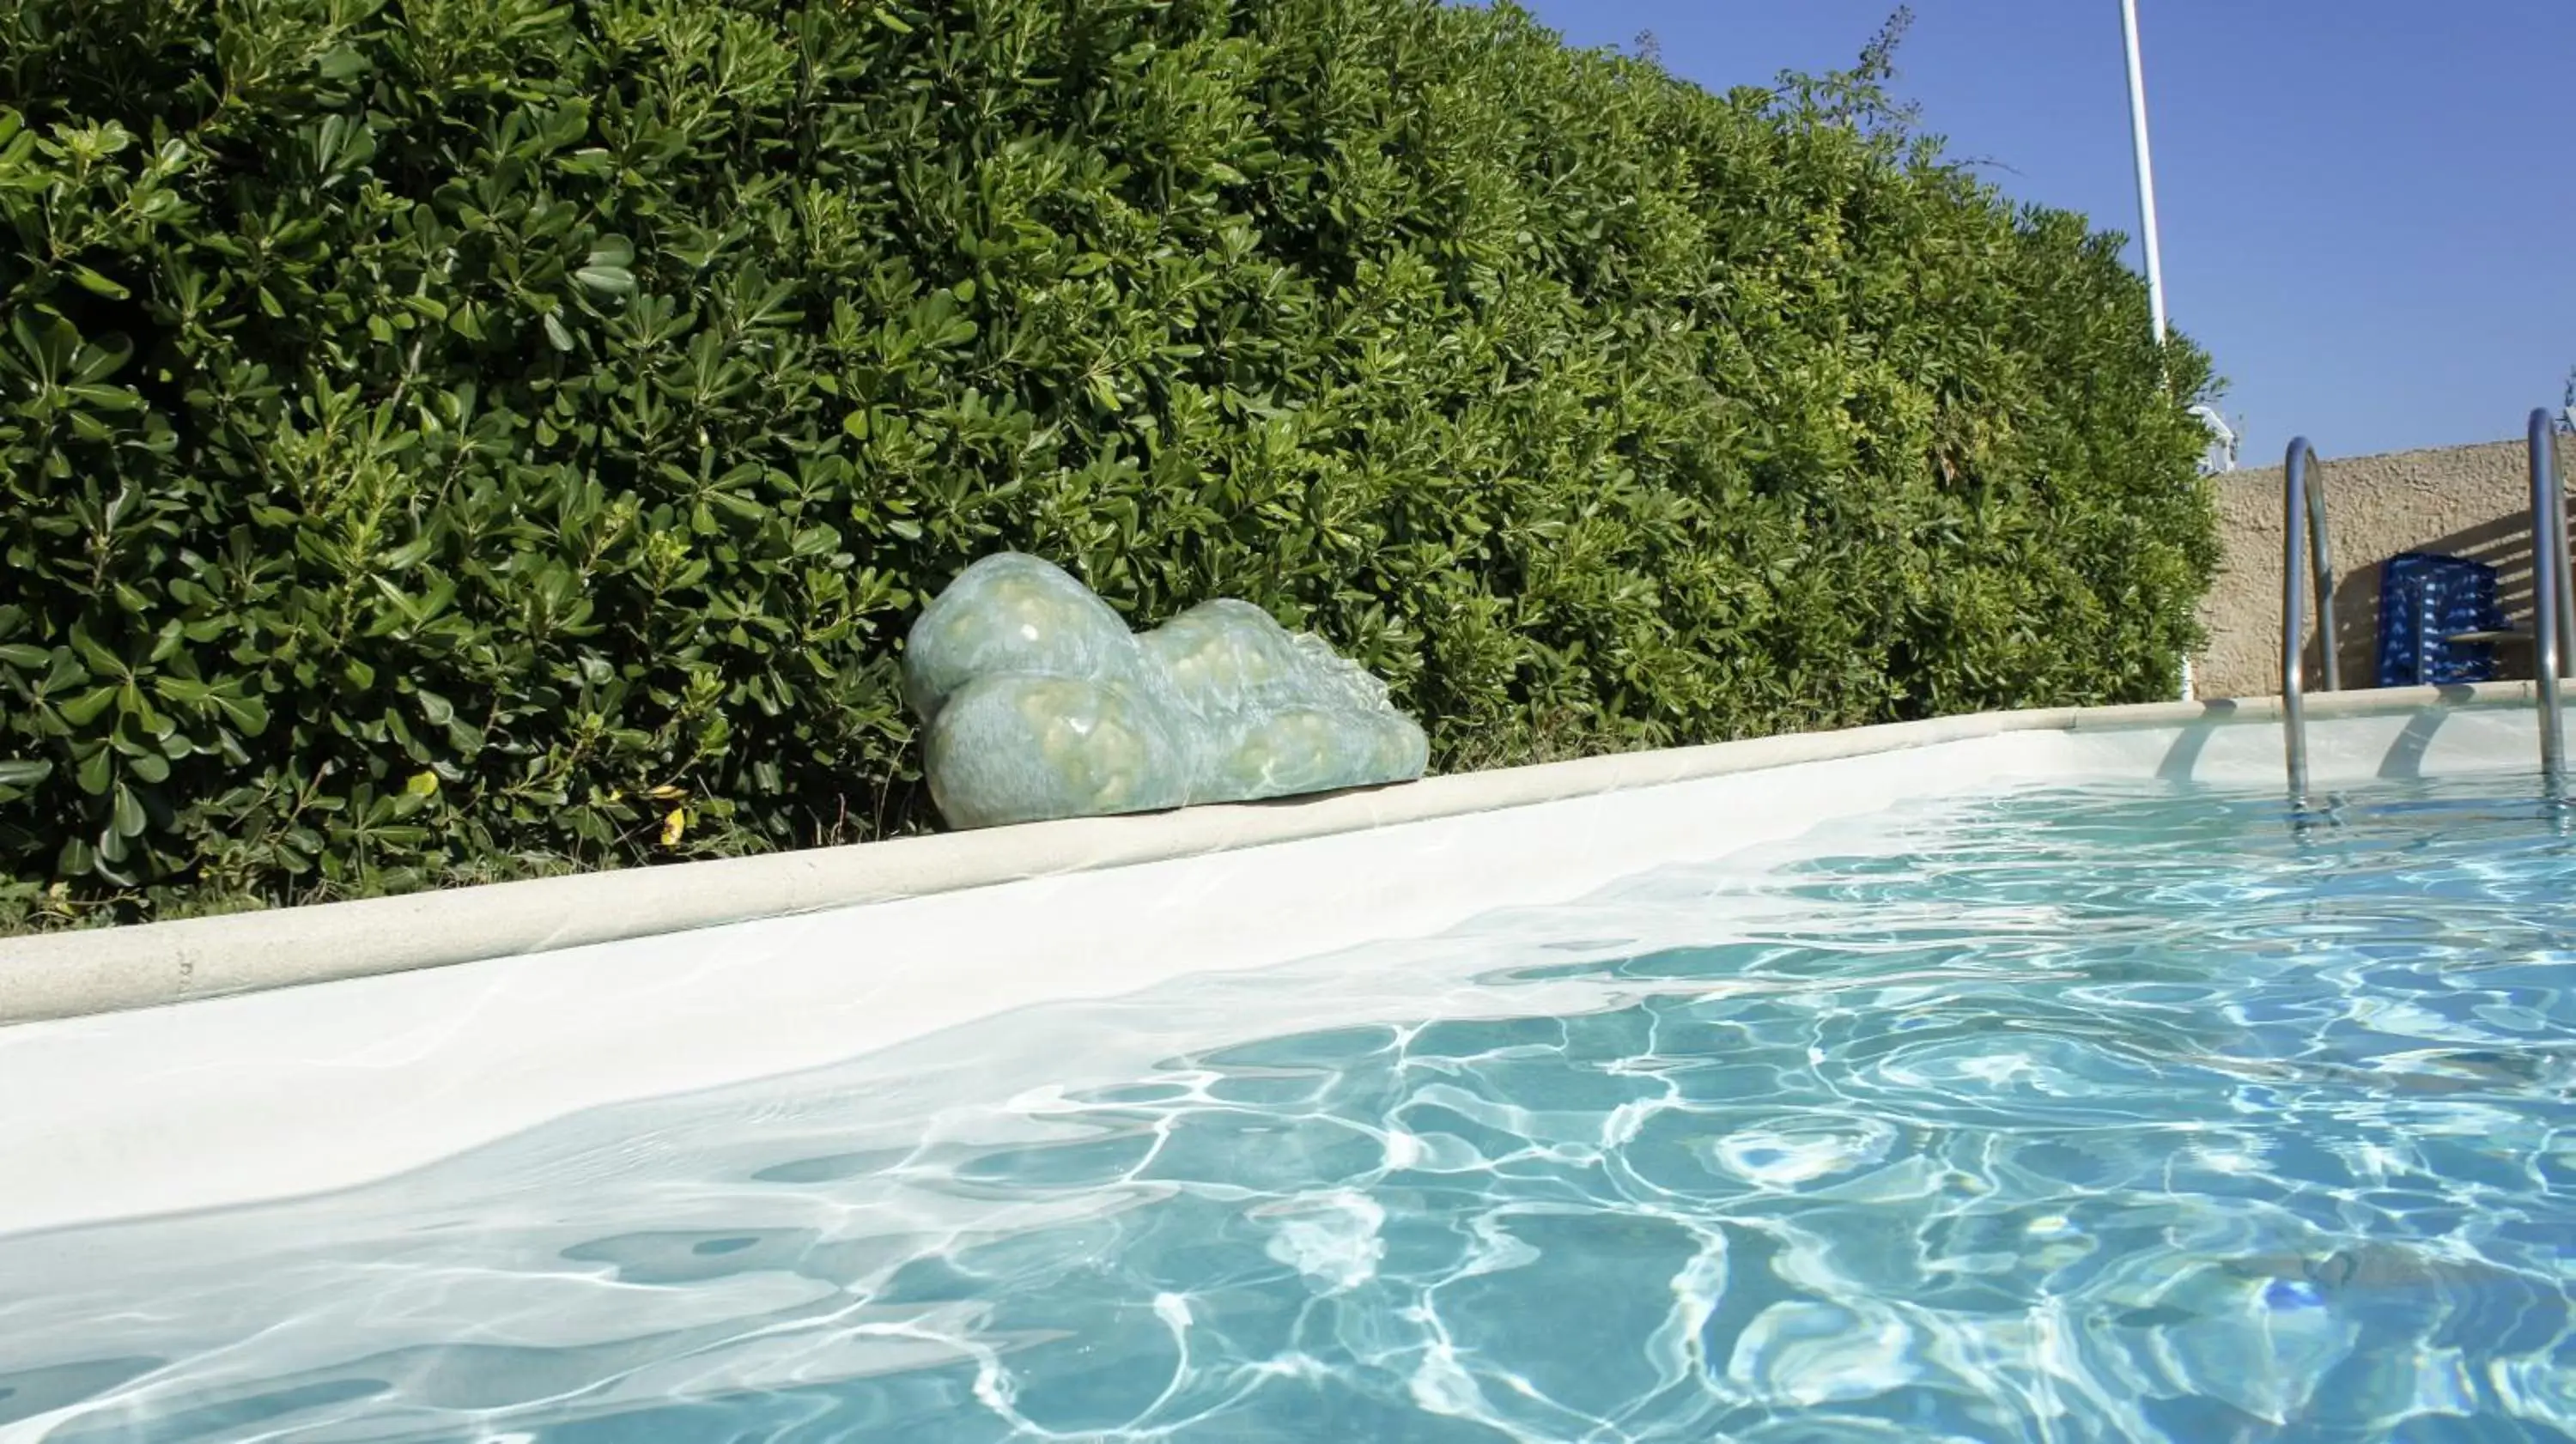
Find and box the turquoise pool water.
[8,779,2576,1441]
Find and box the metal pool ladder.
[2280,437,2340,804]
[2530,407,2568,786]
[2284,416,2572,804]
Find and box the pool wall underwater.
[0,681,2557,1240]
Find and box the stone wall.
[2191,437,2564,699]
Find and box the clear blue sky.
[1512,0,2575,466]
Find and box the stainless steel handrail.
[2281,437,2340,803]
[2530,408,2566,785]
[2549,405,2576,676]
[2556,439,2576,687]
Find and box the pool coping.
[0,680,2541,1026]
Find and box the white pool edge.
[0,683,2559,1237]
[0,681,2546,1028]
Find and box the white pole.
[2121,2,2192,699]
[2120,0,2169,343]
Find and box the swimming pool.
[8,737,2576,1440]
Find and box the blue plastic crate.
[2375,552,2506,687]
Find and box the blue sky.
[1512,0,2575,466]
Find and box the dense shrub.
[0,0,2218,925]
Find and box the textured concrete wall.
[2192,438,2566,699]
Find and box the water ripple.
[8,779,2576,1441]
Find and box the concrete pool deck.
[0,680,2555,1028]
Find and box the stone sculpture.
[904,554,1430,828]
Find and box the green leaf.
[69,265,129,300]
[67,626,122,676]
[216,693,270,735]
[58,687,117,726]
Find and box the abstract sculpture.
[904,554,1430,828]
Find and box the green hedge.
[0,0,2218,925]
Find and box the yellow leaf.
[404,770,440,798]
[659,807,687,846]
[646,783,686,800]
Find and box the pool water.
[9,778,2576,1442]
